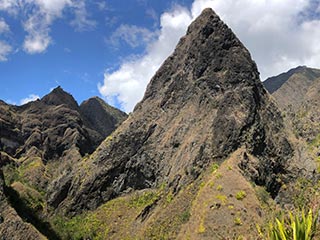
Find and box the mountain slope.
[263,66,320,174]
[263,66,320,109]
[0,168,46,240]
[0,87,127,239]
[80,96,128,138]
[263,66,320,95]
[50,10,294,237]
[0,87,127,163]
[263,66,320,141]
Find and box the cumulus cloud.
[22,0,74,54]
[20,94,40,105]
[99,0,320,112]
[0,40,12,61]
[22,12,52,54]
[0,0,95,55]
[108,24,159,48]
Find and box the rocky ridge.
[0,87,127,239]
[264,66,320,109]
[50,9,294,221]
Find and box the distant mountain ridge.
[263,66,320,94]
[0,87,127,239]
[0,86,127,162]
[264,66,320,143]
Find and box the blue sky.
[0,0,320,112]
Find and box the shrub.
[234,217,242,226]
[211,163,219,173]
[235,190,246,200]
[216,185,223,191]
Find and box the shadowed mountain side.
[0,169,46,240]
[80,96,128,138]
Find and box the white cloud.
[20,94,40,105]
[21,0,74,54]
[96,1,107,11]
[99,6,192,112]
[5,99,16,105]
[109,24,158,48]
[99,0,320,112]
[34,0,72,16]
[0,0,20,14]
[0,40,12,61]
[70,1,96,31]
[0,18,10,33]
[0,0,95,55]
[22,13,52,54]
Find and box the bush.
[235,190,246,200]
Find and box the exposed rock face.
[0,87,127,238]
[80,97,128,139]
[52,8,293,215]
[263,66,320,177]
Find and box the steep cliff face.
[50,9,293,217]
[263,66,320,179]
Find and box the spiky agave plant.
[268,209,319,240]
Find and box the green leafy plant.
[216,185,223,191]
[235,190,246,200]
[234,217,242,226]
[267,209,319,240]
[210,163,219,173]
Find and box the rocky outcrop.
[50,8,293,216]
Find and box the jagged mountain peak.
[81,96,114,111]
[41,86,79,110]
[80,96,127,137]
[140,8,258,110]
[51,8,292,220]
